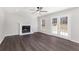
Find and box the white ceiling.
[3,7,71,16]
[25,7,71,16]
[41,7,70,13]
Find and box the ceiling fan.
[30,7,48,15]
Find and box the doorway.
[52,16,68,38]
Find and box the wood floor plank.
[0,32,79,51]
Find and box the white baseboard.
[0,37,5,44]
[41,32,79,44]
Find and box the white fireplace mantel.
[19,24,33,35]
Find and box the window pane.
[60,16,68,36]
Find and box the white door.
[51,16,69,38]
[52,17,58,34]
[41,19,46,33]
[59,16,68,36]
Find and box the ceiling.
[26,7,70,16]
[3,7,71,16]
[40,7,70,13]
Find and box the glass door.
[52,16,69,37]
[59,16,68,36]
[52,18,58,34]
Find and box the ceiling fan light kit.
[30,7,48,16]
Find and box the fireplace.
[20,24,32,35]
[22,26,30,33]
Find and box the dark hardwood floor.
[0,32,79,51]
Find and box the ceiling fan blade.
[40,11,47,12]
[31,11,39,14]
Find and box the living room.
[0,7,79,51]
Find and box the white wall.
[0,8,5,44]
[3,8,38,36]
[70,8,79,43]
[38,7,79,43]
[0,7,38,44]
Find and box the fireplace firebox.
[22,26,30,33]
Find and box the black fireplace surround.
[22,26,30,33]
